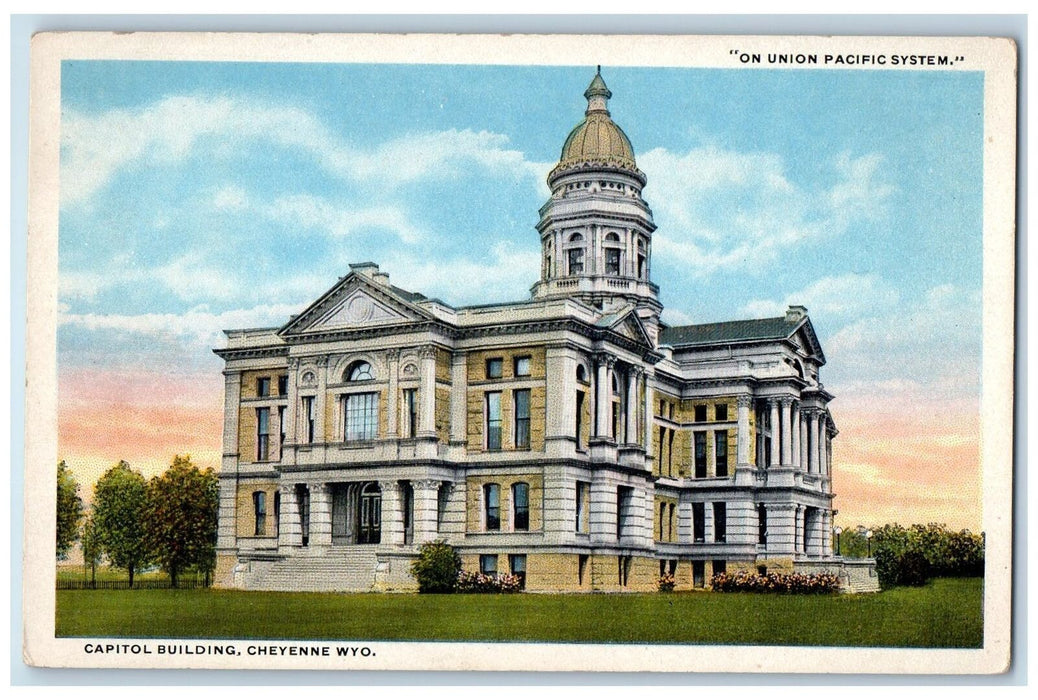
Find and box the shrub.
[710,570,840,594]
[658,573,675,592]
[410,540,462,593]
[455,570,523,593]
[871,523,984,588]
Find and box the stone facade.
[214,70,860,593]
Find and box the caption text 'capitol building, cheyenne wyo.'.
[214,70,876,593]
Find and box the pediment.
[790,318,826,364]
[313,289,406,329]
[279,275,431,337]
[599,308,653,349]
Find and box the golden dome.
[549,68,642,182]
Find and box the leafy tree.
[410,540,462,593]
[56,460,84,559]
[872,523,985,588]
[144,455,218,588]
[81,513,103,588]
[92,461,151,586]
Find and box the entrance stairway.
[250,547,379,592]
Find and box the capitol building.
[214,70,869,592]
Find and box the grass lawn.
[56,577,982,648]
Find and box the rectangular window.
[715,431,728,477]
[616,486,633,539]
[437,482,450,529]
[274,491,280,537]
[605,248,621,275]
[485,357,503,379]
[578,554,589,586]
[278,406,286,459]
[692,561,705,588]
[484,483,500,531]
[509,554,527,589]
[715,403,728,421]
[257,377,271,397]
[576,390,586,449]
[479,554,498,577]
[514,356,531,377]
[567,248,584,275]
[253,491,266,536]
[668,503,676,542]
[403,388,418,439]
[343,392,378,441]
[575,481,589,533]
[302,396,315,444]
[485,392,502,450]
[277,375,288,396]
[714,502,727,543]
[694,431,707,478]
[402,482,414,545]
[694,404,707,422]
[712,560,727,576]
[256,408,270,461]
[758,503,768,545]
[514,389,531,449]
[512,482,530,531]
[692,502,705,543]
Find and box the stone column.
[386,349,400,438]
[625,367,640,445]
[379,480,404,545]
[780,398,793,466]
[418,346,437,438]
[791,402,801,469]
[823,510,833,556]
[413,479,440,544]
[703,502,714,543]
[594,355,613,439]
[736,395,751,466]
[309,483,332,547]
[769,399,780,468]
[800,411,809,471]
[643,371,655,456]
[449,351,468,446]
[283,359,298,451]
[221,370,242,474]
[278,484,302,548]
[820,420,830,476]
[808,410,819,474]
[544,345,573,446]
[767,503,797,555]
[315,357,329,443]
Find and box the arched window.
[512,482,530,531]
[565,232,585,275]
[483,483,501,531]
[637,239,647,279]
[604,233,622,275]
[576,364,587,383]
[346,361,374,382]
[252,491,266,536]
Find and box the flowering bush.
[456,570,523,593]
[657,573,676,592]
[710,570,841,594]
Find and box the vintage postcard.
[24,32,1016,673]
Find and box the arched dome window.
[346,361,374,382]
[605,232,620,242]
[604,232,623,276]
[565,232,586,275]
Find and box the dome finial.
[584,66,611,114]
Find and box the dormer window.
[346,361,374,382]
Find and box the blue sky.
[57,61,985,526]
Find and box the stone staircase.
[250,547,379,592]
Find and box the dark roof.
[659,316,802,347]
[388,284,427,303]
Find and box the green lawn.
[56,577,983,648]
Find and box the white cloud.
[62,95,544,207]
[738,273,900,320]
[640,146,894,275]
[265,195,424,243]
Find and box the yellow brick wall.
[435,386,451,443]
[213,554,238,589]
[466,386,545,452]
[235,481,279,537]
[674,429,691,477]
[436,348,452,383]
[465,473,544,532]
[578,387,592,448]
[653,496,679,542]
[239,369,280,400]
[526,553,590,591]
[466,346,547,382]
[238,406,258,460]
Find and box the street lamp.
[834,526,843,556]
[866,528,874,558]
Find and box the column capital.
[419,345,438,361]
[310,482,329,496]
[415,479,442,491]
[780,396,795,407]
[287,357,301,370]
[279,483,296,496]
[594,352,616,368]
[315,356,330,368]
[378,479,400,491]
[385,348,400,362]
[736,394,753,409]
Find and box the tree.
[92,461,151,586]
[81,514,102,588]
[144,455,218,588]
[56,460,84,559]
[410,540,462,593]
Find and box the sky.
[57,61,984,531]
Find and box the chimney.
[349,262,380,278]
[785,305,807,322]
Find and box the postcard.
[24,31,1016,673]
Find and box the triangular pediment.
[789,318,826,364]
[598,307,654,349]
[279,274,431,337]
